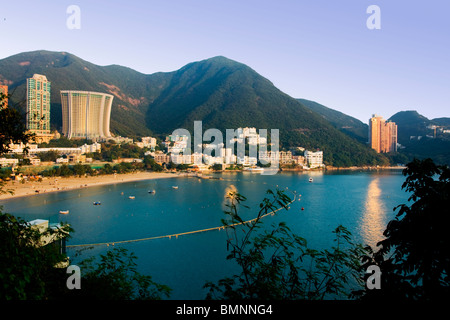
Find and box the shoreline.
[324,165,406,171]
[0,165,406,201]
[0,172,178,201]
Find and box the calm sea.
[0,170,408,299]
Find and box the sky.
[1,0,449,123]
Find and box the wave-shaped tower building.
[60,90,113,140]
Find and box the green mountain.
[389,110,431,144]
[298,98,369,143]
[0,50,387,166]
[145,56,387,166]
[389,111,450,165]
[0,50,163,137]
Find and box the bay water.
[0,170,408,299]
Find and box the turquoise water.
[0,170,408,299]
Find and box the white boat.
[309,178,313,182]
[93,201,101,205]
[59,210,69,215]
[172,186,178,189]
[129,196,135,199]
[244,166,264,172]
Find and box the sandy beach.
[0,172,178,200]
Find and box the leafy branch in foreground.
[204,188,368,300]
[67,247,172,300]
[0,212,72,300]
[354,158,450,301]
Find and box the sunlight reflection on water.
[361,178,387,249]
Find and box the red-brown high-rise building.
[0,85,7,108]
[369,114,397,153]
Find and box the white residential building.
[237,156,258,166]
[0,158,19,167]
[8,142,101,156]
[304,150,324,168]
[142,137,157,148]
[167,135,189,154]
[60,90,113,140]
[56,157,69,164]
[258,151,293,164]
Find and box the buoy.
[301,207,305,211]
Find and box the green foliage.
[298,98,369,143]
[0,93,33,156]
[389,111,450,165]
[204,189,368,300]
[210,163,223,171]
[39,137,93,148]
[356,158,450,300]
[0,93,33,194]
[68,247,171,300]
[36,150,60,162]
[99,143,145,162]
[0,212,72,300]
[143,156,163,172]
[0,209,170,300]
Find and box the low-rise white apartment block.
[7,142,101,156]
[28,157,41,166]
[167,135,189,154]
[142,137,157,148]
[0,158,19,167]
[154,151,171,164]
[258,151,293,164]
[56,157,69,164]
[229,127,267,146]
[304,150,324,168]
[171,152,205,165]
[236,156,258,166]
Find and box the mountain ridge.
[0,50,389,166]
[388,110,450,165]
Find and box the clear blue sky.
[1,0,449,123]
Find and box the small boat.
[244,166,264,172]
[93,201,101,205]
[301,207,305,211]
[172,186,178,189]
[59,210,69,215]
[129,196,135,199]
[148,190,156,194]
[309,178,313,182]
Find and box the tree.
[143,156,163,172]
[204,189,368,300]
[37,150,60,162]
[1,93,33,195]
[0,212,72,300]
[0,93,33,156]
[211,163,223,171]
[356,158,450,301]
[64,247,171,300]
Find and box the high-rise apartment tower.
[60,90,113,140]
[369,114,397,153]
[26,74,51,135]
